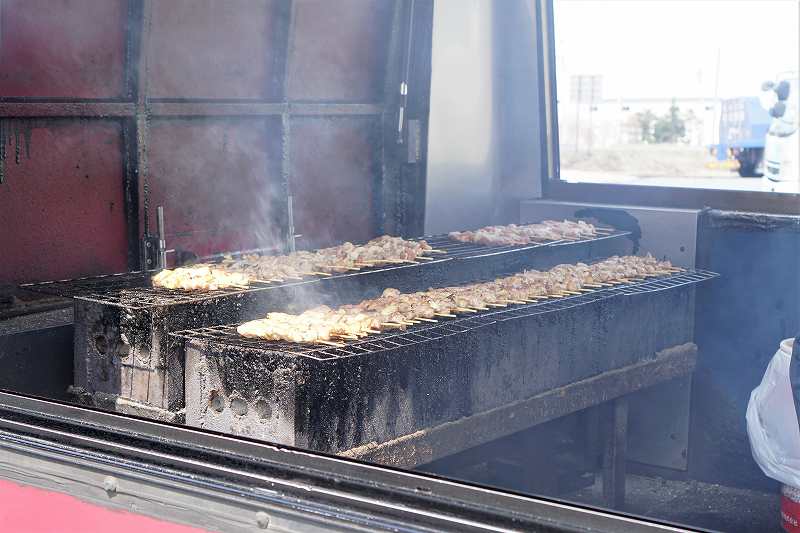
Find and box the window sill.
[545,179,800,215]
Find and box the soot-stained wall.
[1,0,409,284]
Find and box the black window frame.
[537,0,800,216]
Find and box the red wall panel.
[148,0,277,100]
[0,120,129,283]
[146,118,282,261]
[0,0,127,98]
[288,0,392,102]
[290,118,378,247]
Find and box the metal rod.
[148,102,382,117]
[397,0,417,144]
[0,102,136,118]
[0,102,384,119]
[156,206,167,269]
[286,195,296,253]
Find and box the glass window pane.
[554,0,800,193]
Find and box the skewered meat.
[449,220,597,246]
[151,266,249,291]
[151,235,434,291]
[238,254,675,343]
[222,235,433,279]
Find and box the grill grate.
[20,228,629,309]
[422,226,629,259]
[173,269,718,362]
[20,270,317,309]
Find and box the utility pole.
[712,48,721,149]
[575,81,581,154]
[571,75,602,155]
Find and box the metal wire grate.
[176,314,499,361]
[18,271,298,309]
[174,269,718,362]
[612,269,718,295]
[422,226,629,259]
[20,229,629,309]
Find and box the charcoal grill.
[21,229,630,420]
[23,229,629,307]
[177,270,717,453]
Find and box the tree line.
[630,99,696,143]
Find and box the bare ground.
[561,144,732,179]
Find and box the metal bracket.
[141,235,160,270]
[142,205,168,270]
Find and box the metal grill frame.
[174,269,718,362]
[21,228,630,310]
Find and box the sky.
[554,0,800,101]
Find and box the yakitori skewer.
[318,340,345,348]
[448,219,598,247]
[237,254,676,344]
[153,235,437,291]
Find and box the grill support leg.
[602,396,628,509]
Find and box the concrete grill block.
[74,300,124,397]
[128,365,148,402]
[72,285,306,415]
[75,299,186,412]
[183,285,697,454]
[185,344,299,446]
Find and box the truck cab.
[713,96,770,177]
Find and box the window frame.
[0,390,686,533]
[537,0,800,215]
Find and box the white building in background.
[557,96,720,152]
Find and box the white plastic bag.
[746,338,800,487]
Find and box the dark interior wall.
[691,209,800,491]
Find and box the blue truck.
[712,96,771,177]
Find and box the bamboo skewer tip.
[318,340,345,348]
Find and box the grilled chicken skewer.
[227,235,433,279]
[449,219,598,246]
[152,236,434,291]
[238,255,674,343]
[151,266,250,291]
